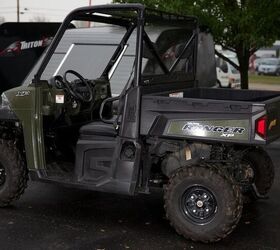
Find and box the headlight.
[1,93,11,110]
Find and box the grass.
[249,74,280,85]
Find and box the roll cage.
[33,4,199,89]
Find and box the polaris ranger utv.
[0,4,279,243]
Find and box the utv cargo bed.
[141,88,280,144]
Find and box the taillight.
[256,115,267,139]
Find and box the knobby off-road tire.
[242,148,275,201]
[164,164,243,243]
[0,140,28,207]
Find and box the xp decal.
[165,119,249,141]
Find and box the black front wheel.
[164,164,243,243]
[0,163,6,187]
[0,140,28,207]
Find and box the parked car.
[258,58,280,76]
[216,56,240,88]
[254,58,265,71]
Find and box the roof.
[67,4,197,27]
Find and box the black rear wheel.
[181,185,217,225]
[242,148,274,201]
[164,164,243,243]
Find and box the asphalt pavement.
[0,147,279,250]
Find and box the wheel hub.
[196,200,204,208]
[181,186,217,224]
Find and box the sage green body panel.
[4,85,46,170]
[2,79,107,171]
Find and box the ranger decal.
[182,123,245,134]
[165,119,249,141]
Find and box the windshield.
[25,23,137,95]
[24,6,198,93]
[41,26,125,81]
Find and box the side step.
[75,137,116,184]
[31,136,140,195]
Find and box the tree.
[114,0,280,89]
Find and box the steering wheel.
[63,70,93,103]
[49,75,65,89]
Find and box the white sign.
[55,95,64,104]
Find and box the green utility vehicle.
[0,4,279,242]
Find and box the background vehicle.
[254,58,265,71]
[0,4,279,243]
[216,55,240,88]
[0,22,60,93]
[258,58,280,76]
